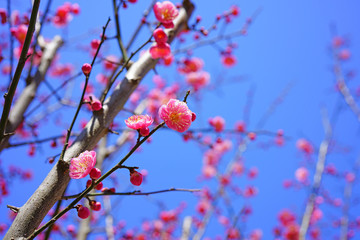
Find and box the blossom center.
[170,112,181,123]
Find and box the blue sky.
[1,0,360,239]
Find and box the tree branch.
[0,35,63,153]
[4,2,194,239]
[0,0,41,142]
[299,108,332,239]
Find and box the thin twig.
[0,0,40,141]
[6,0,13,86]
[126,0,157,50]
[59,18,111,162]
[63,188,201,200]
[26,0,53,81]
[173,8,262,55]
[7,133,77,148]
[24,72,82,118]
[112,0,128,62]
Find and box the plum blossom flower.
[53,2,79,27]
[295,167,308,183]
[10,24,27,44]
[130,170,143,186]
[153,1,179,29]
[185,71,210,91]
[153,28,168,44]
[0,9,6,24]
[149,42,171,59]
[178,57,204,74]
[69,151,96,179]
[208,116,225,132]
[84,94,102,111]
[221,54,237,67]
[125,115,154,136]
[159,99,194,132]
[296,138,314,154]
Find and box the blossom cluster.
[178,57,210,91]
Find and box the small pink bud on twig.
[81,63,92,76]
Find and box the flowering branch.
[27,119,165,239]
[4,3,194,238]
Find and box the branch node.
[7,205,20,213]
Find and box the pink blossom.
[310,208,323,224]
[332,36,344,48]
[295,167,308,183]
[325,163,337,175]
[227,228,241,239]
[203,149,220,166]
[125,115,154,136]
[196,200,210,215]
[213,139,232,153]
[178,57,204,74]
[338,49,351,60]
[209,116,225,132]
[185,71,210,90]
[220,175,231,185]
[84,95,102,111]
[159,53,174,66]
[130,170,143,186]
[345,172,355,183]
[333,198,342,207]
[103,55,119,70]
[296,138,314,154]
[153,75,166,89]
[90,201,101,211]
[89,168,101,179]
[77,205,90,219]
[221,54,237,67]
[218,215,230,226]
[10,24,27,44]
[231,162,244,176]
[235,121,246,132]
[149,42,171,59]
[153,1,179,29]
[248,167,258,179]
[249,229,262,240]
[81,63,92,76]
[53,3,75,27]
[69,150,97,179]
[50,63,73,77]
[243,186,257,197]
[153,28,168,44]
[0,9,6,24]
[248,132,256,141]
[159,99,194,132]
[160,210,177,222]
[278,209,296,227]
[284,224,299,240]
[230,5,240,16]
